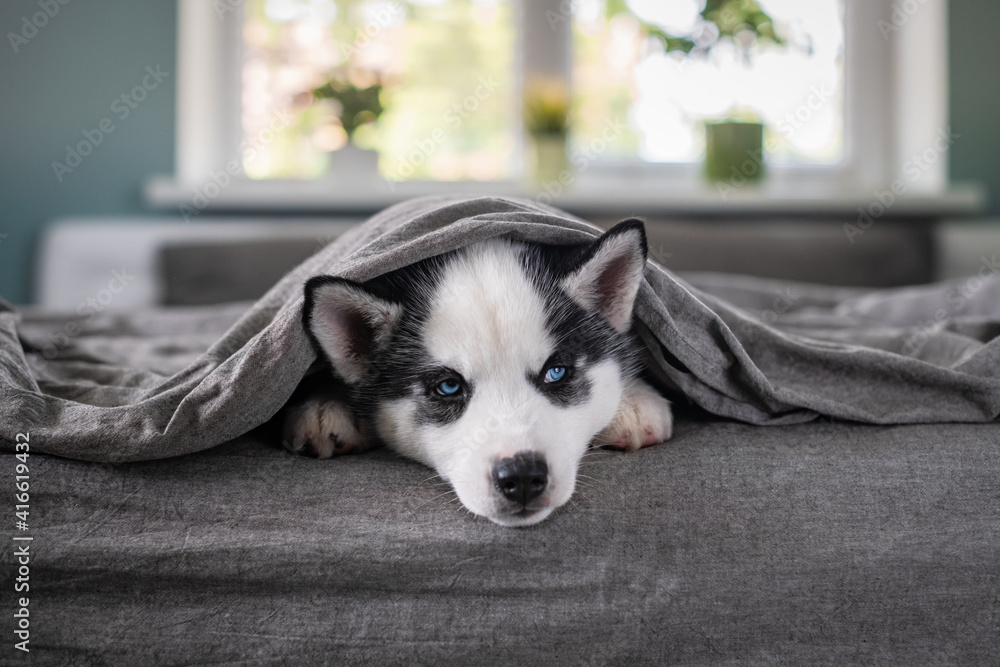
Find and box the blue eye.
[544,366,567,383]
[437,379,461,396]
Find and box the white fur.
[288,235,673,527]
[371,243,627,526]
[596,380,673,451]
[282,398,368,458]
[366,242,623,525]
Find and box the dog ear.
[303,276,403,384]
[560,218,648,332]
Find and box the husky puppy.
[283,219,673,527]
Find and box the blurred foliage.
[312,77,384,140]
[243,0,515,181]
[376,0,514,180]
[523,77,569,135]
[646,0,785,58]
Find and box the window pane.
[572,0,845,165]
[242,0,516,181]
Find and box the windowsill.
[144,174,987,219]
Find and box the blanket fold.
[2,196,999,461]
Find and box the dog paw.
[596,380,673,452]
[282,398,368,459]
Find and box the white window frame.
[146,0,975,214]
[533,0,948,196]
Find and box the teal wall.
[0,0,176,304]
[0,1,998,304]
[949,0,1000,215]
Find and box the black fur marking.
[415,368,473,426]
[298,220,648,433]
[314,253,474,429]
[527,352,591,407]
[519,232,645,408]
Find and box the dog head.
[304,220,648,526]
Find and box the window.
[571,0,845,166]
[159,0,950,208]
[241,0,516,181]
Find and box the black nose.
[492,452,548,506]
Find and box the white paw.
[596,380,673,452]
[282,398,368,459]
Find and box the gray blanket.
[2,195,1000,461]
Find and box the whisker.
[418,473,446,485]
[577,456,613,466]
[432,488,458,500]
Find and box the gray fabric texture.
[2,195,1000,462]
[5,419,998,664]
[159,238,321,306]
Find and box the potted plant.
[645,0,785,184]
[311,72,385,178]
[522,76,570,189]
[703,111,765,183]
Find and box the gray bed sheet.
[6,418,998,665]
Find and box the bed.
[3,196,999,663]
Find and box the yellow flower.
[523,76,569,135]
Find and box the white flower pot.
[327,144,381,184]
